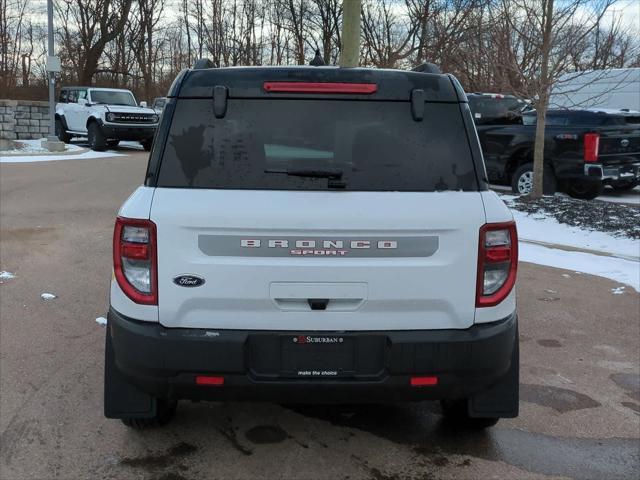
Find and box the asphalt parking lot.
[1,148,639,480]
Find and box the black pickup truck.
[468,93,640,199]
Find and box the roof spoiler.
[412,63,441,74]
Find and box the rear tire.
[55,118,71,143]
[440,399,500,429]
[120,399,177,429]
[511,163,556,195]
[565,181,603,200]
[87,122,107,151]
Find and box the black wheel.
[440,399,500,429]
[511,163,556,195]
[106,140,120,149]
[120,399,177,429]
[565,181,603,200]
[141,139,153,151]
[610,180,638,192]
[55,117,71,143]
[87,122,107,151]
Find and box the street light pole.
[339,0,361,68]
[46,0,55,139]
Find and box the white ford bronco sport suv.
[105,61,519,429]
[55,87,159,151]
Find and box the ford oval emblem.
[173,275,205,287]
[620,138,630,148]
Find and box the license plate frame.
[278,334,356,378]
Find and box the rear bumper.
[108,308,518,403]
[100,122,157,141]
[584,161,640,182]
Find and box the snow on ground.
[0,271,16,280]
[95,316,107,326]
[520,243,639,292]
[40,293,57,300]
[1,148,124,163]
[1,139,83,155]
[491,184,640,206]
[499,194,640,291]
[505,201,639,259]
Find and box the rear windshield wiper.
[284,168,343,179]
[264,168,346,188]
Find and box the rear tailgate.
[151,190,485,331]
[597,123,640,164]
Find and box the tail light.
[476,222,518,307]
[113,217,157,305]
[584,133,600,162]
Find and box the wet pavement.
[1,151,639,480]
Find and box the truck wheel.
[440,399,500,428]
[565,181,603,200]
[55,118,71,143]
[120,399,177,429]
[88,122,107,151]
[141,139,153,151]
[511,163,556,195]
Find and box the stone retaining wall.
[0,100,52,140]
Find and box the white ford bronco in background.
[55,87,159,151]
[105,61,519,429]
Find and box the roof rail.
[192,58,215,69]
[412,63,441,74]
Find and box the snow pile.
[500,195,640,292]
[40,293,57,300]
[95,316,107,326]
[1,139,125,163]
[1,139,83,155]
[1,149,124,163]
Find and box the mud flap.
[104,327,157,419]
[468,331,519,418]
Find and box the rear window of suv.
[156,99,479,192]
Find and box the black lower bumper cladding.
[105,308,518,418]
[100,122,156,141]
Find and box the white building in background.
[550,68,640,111]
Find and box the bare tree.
[128,0,166,101]
[56,0,134,84]
[492,0,617,198]
[361,0,419,68]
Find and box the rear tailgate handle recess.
[213,85,228,118]
[270,282,367,312]
[308,299,329,311]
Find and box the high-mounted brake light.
[476,222,518,307]
[263,82,378,94]
[584,133,600,162]
[113,217,157,305]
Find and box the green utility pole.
[340,0,361,67]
